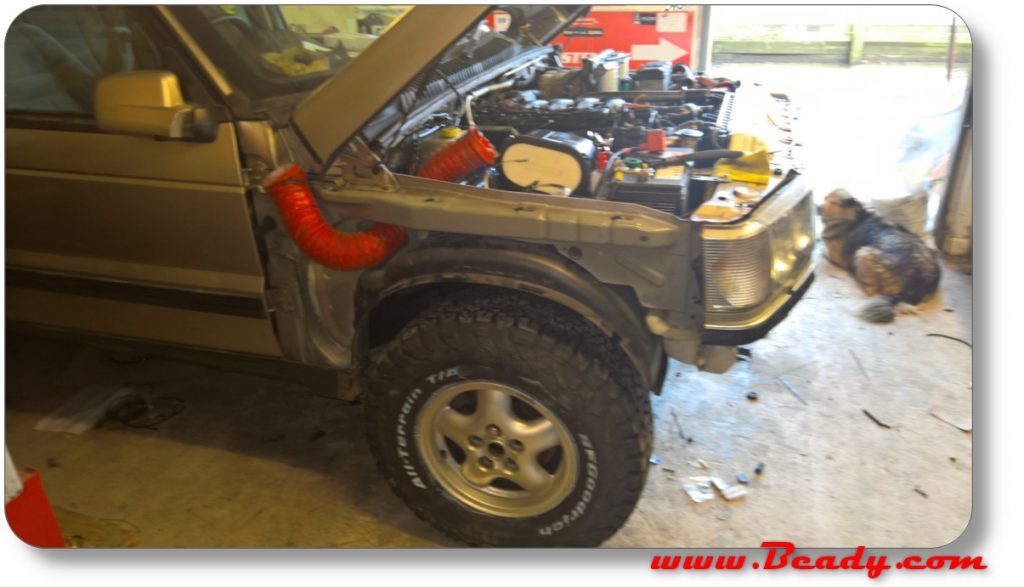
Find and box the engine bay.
[370,46,800,223]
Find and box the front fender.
[356,237,665,390]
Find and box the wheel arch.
[355,237,666,391]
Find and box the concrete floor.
[4,249,972,548]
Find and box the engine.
[378,49,796,221]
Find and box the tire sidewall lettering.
[393,368,462,491]
[536,432,599,536]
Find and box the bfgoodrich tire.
[366,291,652,546]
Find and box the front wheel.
[365,292,652,546]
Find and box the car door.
[5,5,282,357]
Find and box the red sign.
[553,9,695,69]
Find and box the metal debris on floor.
[925,333,972,348]
[670,409,686,441]
[716,482,748,502]
[736,472,749,484]
[930,410,972,433]
[649,454,662,465]
[862,409,893,429]
[754,462,766,476]
[777,375,808,405]
[849,349,871,380]
[689,476,748,502]
[682,480,715,504]
[746,391,759,401]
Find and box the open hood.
[499,5,591,45]
[290,5,590,169]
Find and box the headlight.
[704,233,772,311]
[703,188,814,315]
[768,193,815,288]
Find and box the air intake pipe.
[417,126,497,182]
[264,164,407,270]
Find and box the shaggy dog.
[818,189,941,323]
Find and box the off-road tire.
[366,291,652,546]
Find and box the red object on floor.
[5,470,64,547]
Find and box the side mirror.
[95,71,215,140]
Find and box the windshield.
[171,5,410,100]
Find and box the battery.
[604,163,692,216]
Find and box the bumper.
[702,263,815,346]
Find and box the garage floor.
[4,248,972,548]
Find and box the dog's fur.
[818,189,941,323]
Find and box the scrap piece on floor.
[930,410,972,433]
[925,333,972,348]
[683,481,715,504]
[777,375,808,405]
[849,349,871,380]
[699,476,748,501]
[718,484,749,501]
[862,409,893,429]
[34,385,136,435]
[688,476,749,502]
[670,409,686,441]
[710,477,729,492]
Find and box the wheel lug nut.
[479,456,494,469]
[486,424,501,436]
[468,435,483,447]
[505,458,518,471]
[508,439,524,452]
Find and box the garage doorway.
[708,5,971,243]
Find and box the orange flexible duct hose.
[264,164,407,270]
[417,126,497,181]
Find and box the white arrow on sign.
[631,38,688,62]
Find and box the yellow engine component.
[713,133,772,186]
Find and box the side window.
[4,6,184,117]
